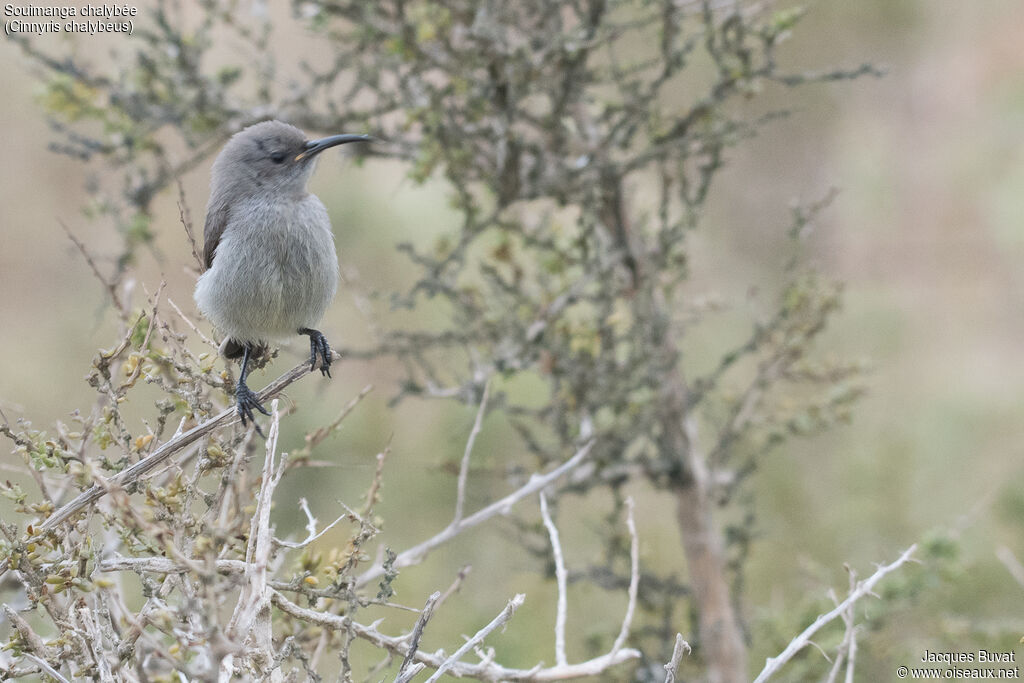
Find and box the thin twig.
[177,177,203,273]
[362,444,390,518]
[424,594,526,683]
[222,400,285,678]
[610,496,639,658]
[59,219,126,320]
[825,565,859,683]
[271,589,641,681]
[356,440,594,588]
[303,383,374,451]
[663,633,691,683]
[275,497,353,549]
[20,653,70,683]
[117,281,164,395]
[167,297,219,350]
[753,545,918,683]
[36,356,330,533]
[395,591,441,683]
[539,492,568,666]
[3,604,52,658]
[454,380,490,523]
[435,564,472,611]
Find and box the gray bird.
[194,120,370,429]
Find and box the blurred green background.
[2,0,1023,678]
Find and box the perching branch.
[36,356,334,533]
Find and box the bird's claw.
[302,329,333,377]
[236,381,270,436]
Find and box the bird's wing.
[202,202,230,271]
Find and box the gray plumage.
[193,120,370,429]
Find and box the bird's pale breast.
[194,194,339,344]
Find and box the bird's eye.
[270,152,286,164]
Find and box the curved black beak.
[295,134,372,162]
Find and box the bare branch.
[275,497,353,550]
[824,565,859,683]
[271,589,640,681]
[36,356,333,533]
[302,383,374,451]
[20,653,70,683]
[664,633,691,683]
[455,380,490,523]
[611,496,639,658]
[3,604,53,659]
[395,591,441,683]
[435,565,472,611]
[539,492,569,667]
[754,545,918,683]
[356,440,595,588]
[222,400,285,677]
[167,296,219,350]
[99,555,248,575]
[425,593,526,683]
[177,177,203,273]
[59,219,127,320]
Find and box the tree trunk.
[603,167,746,681]
[675,472,747,683]
[660,372,747,683]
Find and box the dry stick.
[37,357,330,533]
[454,380,490,523]
[824,567,859,683]
[610,496,639,659]
[424,594,526,683]
[355,440,595,588]
[842,594,858,683]
[78,603,115,681]
[167,297,219,350]
[663,633,691,683]
[20,653,71,683]
[362,445,390,518]
[272,589,639,681]
[394,591,441,683]
[99,556,341,597]
[3,604,53,659]
[58,219,127,320]
[177,178,204,273]
[303,383,374,451]
[222,400,284,679]
[753,544,918,683]
[539,492,569,667]
[435,564,472,611]
[275,497,352,549]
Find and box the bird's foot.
[299,328,332,377]
[236,381,270,436]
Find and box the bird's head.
[211,120,371,198]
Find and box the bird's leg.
[298,327,332,377]
[236,343,271,434]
